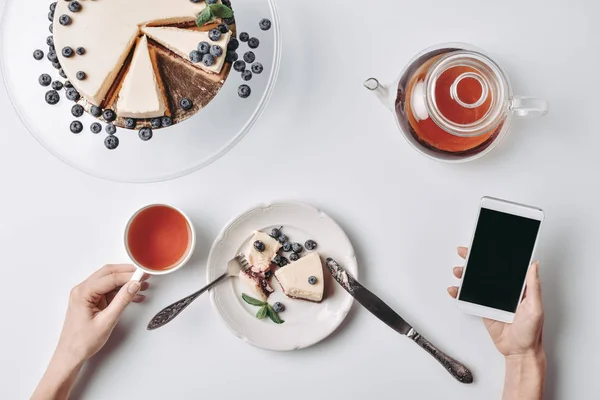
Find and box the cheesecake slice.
[142,26,232,74]
[245,231,282,274]
[239,268,273,302]
[275,252,325,303]
[116,36,167,119]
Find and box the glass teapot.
[364,43,548,162]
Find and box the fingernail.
[128,281,141,294]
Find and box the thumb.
[101,280,141,325]
[525,261,542,304]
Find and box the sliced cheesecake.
[238,231,281,301]
[239,268,274,302]
[275,252,325,303]
[116,36,167,119]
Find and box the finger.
[132,294,146,303]
[140,281,150,291]
[100,281,141,326]
[457,247,468,259]
[91,264,136,279]
[447,286,459,299]
[453,266,464,279]
[525,261,542,306]
[87,272,139,295]
[105,290,117,305]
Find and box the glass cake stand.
[0,0,281,183]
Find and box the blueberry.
[62,47,73,58]
[239,32,249,42]
[76,47,85,55]
[189,50,202,63]
[264,270,273,280]
[124,118,136,129]
[225,50,238,62]
[277,234,287,244]
[180,97,193,110]
[161,116,173,127]
[251,62,264,74]
[253,240,266,252]
[289,252,299,262]
[272,254,282,265]
[197,41,210,54]
[33,49,44,60]
[51,80,63,90]
[222,0,232,5]
[243,51,255,63]
[291,243,303,253]
[189,0,202,2]
[59,68,67,79]
[48,11,54,22]
[58,14,71,26]
[259,18,271,31]
[75,71,86,80]
[206,0,218,3]
[105,123,116,135]
[238,84,251,98]
[150,118,162,129]
[279,257,289,267]
[102,109,116,122]
[208,28,221,41]
[305,240,317,251]
[241,70,252,81]
[64,80,73,88]
[138,127,153,141]
[223,17,235,25]
[47,51,58,63]
[89,105,101,117]
[45,90,60,105]
[210,45,223,57]
[46,36,54,46]
[248,37,260,49]
[104,135,119,150]
[70,120,83,134]
[71,104,84,117]
[233,60,246,72]
[66,87,80,101]
[282,242,292,252]
[68,1,81,12]
[270,227,281,238]
[227,38,239,51]
[49,23,53,33]
[308,276,317,285]
[218,23,229,34]
[90,122,102,134]
[38,74,52,87]
[202,53,214,66]
[273,302,285,313]
[49,2,56,12]
[51,62,61,70]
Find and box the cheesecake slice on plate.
[275,252,324,303]
[239,231,282,301]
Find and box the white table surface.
[0,0,598,399]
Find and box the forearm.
[31,349,84,400]
[502,351,546,400]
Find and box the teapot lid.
[424,51,510,138]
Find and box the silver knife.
[325,257,473,384]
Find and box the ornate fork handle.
[147,272,229,331]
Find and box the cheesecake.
[245,231,282,273]
[275,252,325,303]
[116,36,167,119]
[239,268,273,302]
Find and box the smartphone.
[457,197,544,323]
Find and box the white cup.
[124,204,196,281]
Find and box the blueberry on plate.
[104,135,119,150]
[291,243,303,253]
[71,104,84,117]
[89,104,101,117]
[202,53,215,66]
[59,68,67,79]
[124,118,136,129]
[189,0,202,2]
[254,240,266,252]
[243,51,255,63]
[238,84,251,99]
[239,32,249,42]
[102,109,116,122]
[225,50,238,62]
[49,2,56,12]
[218,23,229,34]
[210,45,223,57]
[180,97,193,110]
[305,240,317,251]
[272,254,282,265]
[52,61,61,70]
[233,60,246,72]
[208,28,221,42]
[62,47,73,58]
[38,74,52,87]
[264,270,273,279]
[65,87,80,101]
[64,80,72,88]
[68,1,81,12]
[259,18,272,31]
[227,38,239,51]
[289,252,299,262]
[150,118,162,129]
[76,71,86,80]
[279,257,289,267]
[161,116,173,127]
[70,120,83,134]
[270,227,281,238]
[48,11,54,22]
[45,90,60,105]
[222,0,232,6]
[251,62,264,74]
[51,80,63,90]
[282,242,292,252]
[33,49,44,60]
[277,233,288,244]
[248,37,260,49]
[273,302,285,313]
[189,50,201,63]
[49,23,53,33]
[76,47,85,55]
[206,0,218,4]
[197,41,210,54]
[58,14,71,26]
[105,123,117,135]
[138,127,153,141]
[46,36,54,46]
[241,70,252,81]
[47,51,58,63]
[90,122,102,134]
[308,276,317,285]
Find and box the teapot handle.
[510,96,549,118]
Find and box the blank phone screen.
[459,208,541,312]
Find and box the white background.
[0,0,598,399]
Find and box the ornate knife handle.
[407,328,474,384]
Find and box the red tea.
[127,205,191,271]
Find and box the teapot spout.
[363,78,394,110]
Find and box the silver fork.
[147,255,249,330]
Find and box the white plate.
[207,202,357,351]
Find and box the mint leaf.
[209,4,234,19]
[266,305,285,324]
[196,7,214,27]
[242,293,266,307]
[256,305,268,319]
